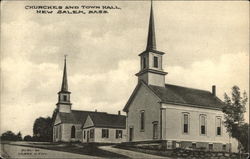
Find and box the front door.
[87,131,89,143]
[129,127,133,141]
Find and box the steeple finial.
[61,55,68,92]
[146,0,156,51]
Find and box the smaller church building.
[52,58,126,143]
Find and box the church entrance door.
[87,131,89,143]
[129,127,133,141]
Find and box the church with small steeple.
[52,57,126,143]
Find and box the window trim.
[90,129,94,139]
[215,116,222,136]
[152,121,158,139]
[71,125,76,138]
[140,110,145,132]
[63,95,67,101]
[199,114,207,136]
[153,56,159,68]
[115,130,123,139]
[101,129,109,138]
[182,112,190,134]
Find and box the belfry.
[56,56,72,113]
[136,1,167,87]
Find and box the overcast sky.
[1,1,249,136]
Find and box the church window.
[140,111,145,131]
[102,129,109,138]
[83,130,86,139]
[71,126,76,138]
[63,95,67,101]
[216,117,222,136]
[152,121,158,139]
[183,113,189,133]
[116,130,123,139]
[153,56,158,68]
[200,115,206,135]
[142,57,146,69]
[90,129,94,138]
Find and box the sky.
[1,1,249,136]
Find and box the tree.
[16,132,22,141]
[222,85,248,152]
[23,135,33,141]
[0,131,21,141]
[33,117,53,142]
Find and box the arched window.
[200,114,207,135]
[71,126,75,138]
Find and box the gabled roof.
[57,110,107,124]
[87,113,126,129]
[123,81,224,112]
[149,84,224,109]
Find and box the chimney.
[212,85,216,96]
[118,111,121,115]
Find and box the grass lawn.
[4,141,129,158]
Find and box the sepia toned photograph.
[1,0,249,158]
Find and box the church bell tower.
[56,56,72,113]
[136,1,167,87]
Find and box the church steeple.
[136,1,167,87]
[61,56,68,92]
[57,55,72,113]
[146,1,156,51]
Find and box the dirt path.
[99,145,172,159]
[1,143,101,159]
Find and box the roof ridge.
[165,83,211,93]
[71,109,107,114]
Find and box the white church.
[52,58,126,143]
[52,2,238,152]
[123,2,238,152]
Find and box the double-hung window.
[140,111,145,131]
[183,113,189,134]
[216,117,222,136]
[102,129,109,138]
[200,115,206,135]
[115,130,122,139]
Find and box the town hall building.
[123,2,238,152]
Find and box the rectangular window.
[153,122,158,139]
[90,129,94,138]
[102,129,109,138]
[63,95,67,101]
[153,56,158,68]
[140,111,145,131]
[209,144,213,151]
[183,114,189,133]
[200,115,206,135]
[216,117,222,136]
[83,131,86,139]
[116,130,123,139]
